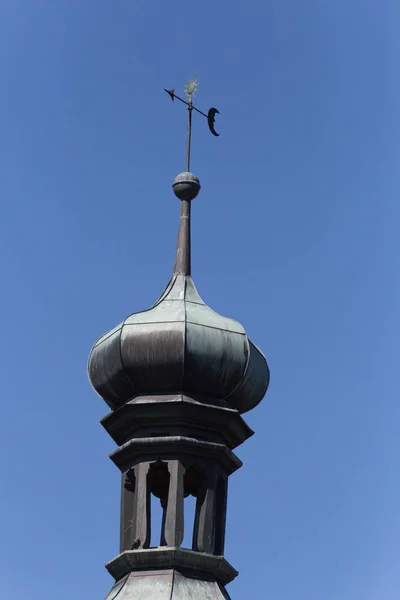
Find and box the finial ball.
[173,172,201,201]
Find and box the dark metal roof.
[88,273,269,414]
[105,570,231,600]
[88,171,269,415]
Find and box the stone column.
[120,470,135,552]
[163,460,185,547]
[194,464,218,554]
[214,475,228,555]
[131,462,151,549]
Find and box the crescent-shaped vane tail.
[207,107,220,137]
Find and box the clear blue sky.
[1,2,399,599]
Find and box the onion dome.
[88,172,269,414]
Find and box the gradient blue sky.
[1,2,399,599]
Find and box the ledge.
[110,435,242,474]
[101,394,254,450]
[105,547,238,586]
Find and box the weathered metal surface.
[116,439,235,556]
[131,462,151,549]
[164,461,185,547]
[100,395,254,450]
[184,300,244,332]
[172,572,231,600]
[89,324,137,409]
[173,172,200,202]
[183,322,247,397]
[88,273,269,413]
[174,194,192,274]
[121,321,185,393]
[106,549,238,586]
[111,571,173,600]
[104,576,128,600]
[124,300,185,324]
[194,464,218,554]
[109,435,242,475]
[103,570,231,600]
[120,473,135,553]
[227,340,270,413]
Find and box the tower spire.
[173,184,193,275]
[88,79,269,600]
[165,79,219,276]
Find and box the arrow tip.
[164,88,175,102]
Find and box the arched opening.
[149,493,164,548]
[183,465,205,550]
[182,494,197,549]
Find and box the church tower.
[88,81,270,599]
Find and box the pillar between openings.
[163,460,185,547]
[120,470,135,553]
[120,462,151,551]
[194,464,219,554]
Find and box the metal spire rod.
[186,99,193,172]
[166,80,219,277]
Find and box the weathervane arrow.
[165,78,219,172]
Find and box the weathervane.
[165,78,220,172]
